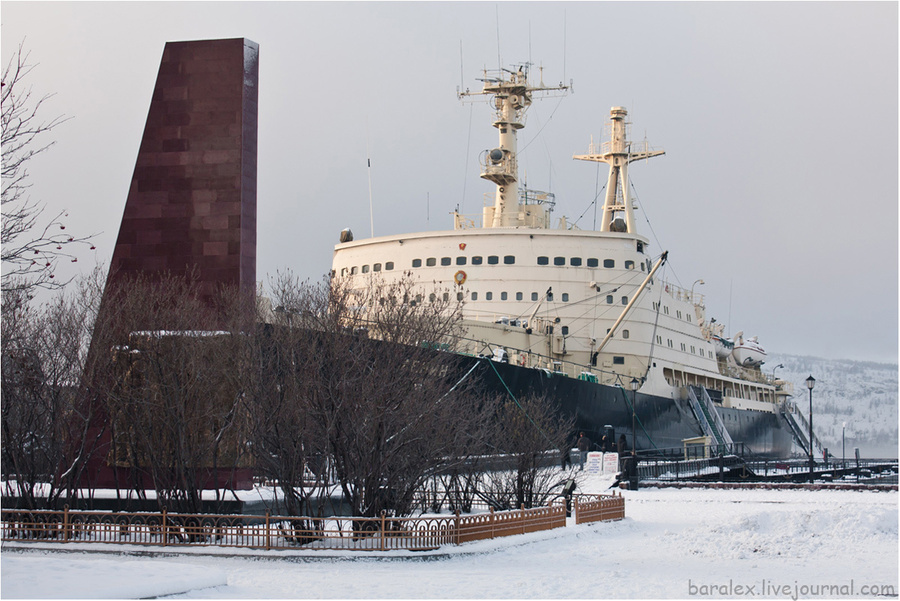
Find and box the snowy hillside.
[768,354,898,459]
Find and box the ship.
[331,64,808,459]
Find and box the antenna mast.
[459,64,569,228]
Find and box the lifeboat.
[732,332,767,366]
[712,335,734,359]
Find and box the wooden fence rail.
[1,493,623,552]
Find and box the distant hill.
[767,354,898,459]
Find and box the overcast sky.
[2,2,897,363]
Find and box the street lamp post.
[630,377,640,456]
[842,422,846,470]
[772,363,784,380]
[806,375,816,483]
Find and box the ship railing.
[659,279,705,306]
[456,333,631,386]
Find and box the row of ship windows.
[341,256,649,276]
[405,290,630,306]
[656,335,707,357]
[652,302,693,323]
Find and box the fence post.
[520,504,525,535]
[490,507,495,539]
[162,508,167,547]
[63,505,69,542]
[454,510,460,546]
[380,511,386,552]
[265,510,271,551]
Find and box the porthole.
[472,256,483,265]
[385,262,394,270]
[604,259,615,268]
[412,259,422,268]
[373,263,382,272]
[554,257,565,266]
[501,292,508,300]
[516,292,523,301]
[570,257,582,266]
[426,258,436,267]
[456,257,467,265]
[486,292,493,300]
[537,256,549,265]
[587,258,599,267]
[503,255,515,264]
[487,256,499,265]
[441,257,451,266]
[532,292,539,301]
[562,293,569,302]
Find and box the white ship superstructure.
[332,64,799,456]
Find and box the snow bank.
[1,555,227,598]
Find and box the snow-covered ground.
[2,473,897,599]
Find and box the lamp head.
[630,377,640,391]
[806,375,816,390]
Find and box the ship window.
[570,257,582,266]
[485,292,493,300]
[700,348,705,357]
[443,292,450,301]
[537,256,549,265]
[456,257,466,265]
[471,292,478,301]
[373,263,382,272]
[504,255,515,264]
[547,291,554,301]
[516,292,523,301]
[637,241,644,253]
[640,263,645,272]
[587,258,599,267]
[613,356,625,365]
[487,255,499,265]
[562,293,569,302]
[412,259,422,268]
[656,335,662,344]
[426,258,436,266]
[677,310,682,319]
[687,315,691,322]
[691,345,696,354]
[554,256,565,266]
[385,262,394,270]
[351,266,358,275]
[681,343,686,351]
[501,292,508,300]
[604,259,615,268]
[362,265,370,273]
[472,256,483,265]
[532,292,539,301]
[429,293,436,302]
[625,260,634,270]
[562,326,569,335]
[457,292,464,301]
[341,268,348,276]
[667,339,673,348]
[607,295,614,304]
[622,296,628,305]
[415,294,422,304]
[664,306,669,315]
[623,330,630,339]
[441,257,451,266]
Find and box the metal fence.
[1,494,624,552]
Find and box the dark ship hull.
[464,356,794,459]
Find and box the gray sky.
[2,2,897,363]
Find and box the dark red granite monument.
[84,38,259,492]
[107,37,258,301]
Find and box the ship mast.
[574,107,664,233]
[459,65,569,228]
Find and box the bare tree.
[1,266,107,510]
[1,41,93,294]
[479,394,575,510]
[96,272,251,514]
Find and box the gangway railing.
[687,386,733,452]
